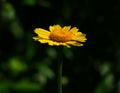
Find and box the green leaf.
[1,3,15,21]
[46,47,57,59]
[0,81,11,93]
[38,63,55,79]
[10,20,24,39]
[23,0,36,6]
[13,79,43,91]
[8,57,27,75]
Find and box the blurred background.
[0,0,120,93]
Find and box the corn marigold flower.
[33,25,87,48]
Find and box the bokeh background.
[0,0,120,93]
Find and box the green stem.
[58,47,63,93]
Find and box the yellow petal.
[37,39,70,47]
[54,24,61,29]
[74,32,83,36]
[62,26,71,31]
[49,26,54,32]
[70,27,79,33]
[37,39,59,46]
[57,42,71,48]
[66,41,83,46]
[49,25,62,32]
[33,37,40,41]
[34,28,50,39]
[72,34,87,42]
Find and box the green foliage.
[0,81,10,93]
[37,62,55,84]
[8,57,27,75]
[23,0,36,6]
[23,0,52,7]
[1,3,15,21]
[12,79,43,91]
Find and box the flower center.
[49,30,73,42]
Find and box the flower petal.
[36,39,57,45]
[72,34,87,42]
[33,36,40,41]
[56,42,71,48]
[36,38,70,48]
[34,28,50,39]
[54,25,62,29]
[66,41,83,46]
[49,26,54,32]
[62,26,71,31]
[49,25,62,32]
[70,27,79,33]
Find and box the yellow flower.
[33,25,87,48]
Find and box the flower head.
[33,25,87,48]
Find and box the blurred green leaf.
[26,33,36,60]
[63,47,74,60]
[36,63,55,84]
[46,47,57,59]
[118,80,120,93]
[23,0,36,6]
[62,76,69,86]
[38,0,52,8]
[38,63,55,79]
[26,44,36,60]
[23,0,52,7]
[10,20,24,39]
[8,57,27,75]
[1,2,15,21]
[99,62,111,76]
[94,73,114,93]
[36,73,47,85]
[62,0,71,19]
[13,79,42,91]
[104,73,114,90]
[0,81,11,93]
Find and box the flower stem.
[58,47,63,93]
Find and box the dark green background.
[0,0,120,93]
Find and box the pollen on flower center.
[49,30,73,42]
